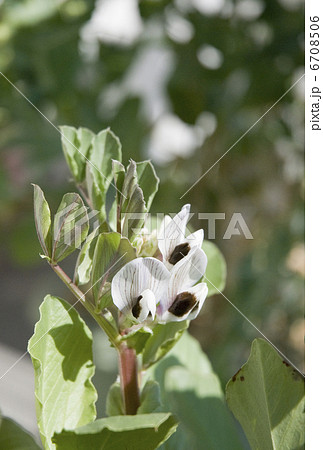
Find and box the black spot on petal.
[168,292,197,317]
[132,295,142,319]
[169,242,191,265]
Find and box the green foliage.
[142,321,189,369]
[52,192,89,262]
[120,326,153,354]
[0,415,41,450]
[137,380,161,414]
[33,184,52,258]
[52,413,178,450]
[202,240,227,295]
[226,339,305,450]
[91,232,137,311]
[60,126,94,183]
[106,382,124,417]
[148,332,244,449]
[135,161,160,212]
[85,129,122,220]
[28,295,97,450]
[33,186,90,263]
[106,380,161,417]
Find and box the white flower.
[157,247,208,322]
[158,204,204,269]
[111,257,170,322]
[111,247,208,324]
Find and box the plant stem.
[118,343,140,415]
[50,262,119,347]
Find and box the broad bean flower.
[112,205,208,324]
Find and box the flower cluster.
[111,205,208,324]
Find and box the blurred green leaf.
[106,382,124,417]
[137,380,161,414]
[202,240,227,295]
[52,192,89,262]
[52,413,178,450]
[148,332,245,450]
[60,126,94,183]
[142,321,188,369]
[33,184,52,257]
[28,295,97,450]
[91,232,136,311]
[226,339,305,450]
[0,416,41,450]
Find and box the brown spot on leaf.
[240,376,245,381]
[231,368,242,382]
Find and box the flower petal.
[111,257,170,314]
[132,288,156,322]
[186,229,204,249]
[186,282,208,320]
[159,247,207,313]
[159,282,208,322]
[158,204,191,263]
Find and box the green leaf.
[60,126,94,183]
[120,326,153,354]
[52,193,89,262]
[142,321,189,369]
[137,380,161,414]
[74,228,99,285]
[106,380,161,417]
[120,161,146,241]
[165,367,243,449]
[28,295,97,450]
[202,240,227,295]
[89,129,122,189]
[136,160,159,212]
[0,416,42,450]
[52,413,178,450]
[91,232,137,311]
[148,332,244,450]
[106,382,124,417]
[33,184,52,257]
[226,339,305,450]
[85,129,122,220]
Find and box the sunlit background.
[0,0,304,435]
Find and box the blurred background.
[0,0,304,436]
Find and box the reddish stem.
[118,343,140,415]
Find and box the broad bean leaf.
[60,126,94,183]
[91,232,136,311]
[148,332,244,450]
[120,326,153,354]
[136,160,159,212]
[52,413,178,450]
[142,321,188,369]
[0,416,41,450]
[137,380,161,414]
[52,193,89,262]
[74,222,109,285]
[202,240,227,295]
[28,295,97,450]
[106,380,161,417]
[33,184,52,257]
[120,161,146,241]
[106,382,124,417]
[85,129,122,220]
[226,339,305,450]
